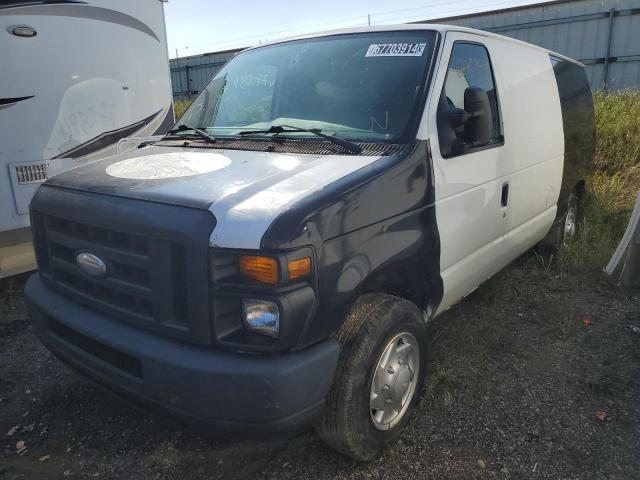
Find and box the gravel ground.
[1,258,639,480]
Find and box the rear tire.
[316,293,428,461]
[561,194,580,246]
[536,191,582,254]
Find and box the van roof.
[245,24,583,67]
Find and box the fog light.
[242,298,280,338]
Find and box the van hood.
[46,146,385,249]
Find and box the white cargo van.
[0,0,173,278]
[25,25,594,460]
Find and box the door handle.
[501,182,509,207]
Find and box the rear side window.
[549,56,595,195]
[550,56,595,158]
[443,42,501,145]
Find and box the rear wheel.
[536,191,582,254]
[561,194,580,246]
[316,293,428,461]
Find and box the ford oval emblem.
[76,252,107,278]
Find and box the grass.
[561,90,640,272]
[174,99,191,119]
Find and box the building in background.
[422,0,639,92]
[169,0,640,102]
[171,47,239,101]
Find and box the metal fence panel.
[426,0,640,91]
[171,50,239,101]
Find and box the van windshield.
[177,30,438,143]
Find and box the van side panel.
[550,57,596,206]
[493,40,565,267]
[491,40,565,233]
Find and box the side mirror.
[463,86,492,147]
[437,86,494,157]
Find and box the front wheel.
[316,293,428,461]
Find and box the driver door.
[426,32,510,313]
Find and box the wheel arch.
[357,260,434,314]
[573,178,586,198]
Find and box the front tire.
[316,293,428,461]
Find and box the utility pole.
[174,48,184,99]
[368,14,371,26]
[603,8,616,91]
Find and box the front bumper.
[25,274,339,434]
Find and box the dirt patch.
[1,260,639,479]
[0,274,30,338]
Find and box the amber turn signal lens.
[288,257,311,280]
[239,255,279,284]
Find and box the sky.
[164,0,551,58]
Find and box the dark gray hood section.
[46,146,389,249]
[45,146,381,212]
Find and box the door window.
[438,42,502,157]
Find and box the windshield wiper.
[165,123,217,144]
[238,125,362,154]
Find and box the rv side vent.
[15,163,48,184]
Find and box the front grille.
[33,212,191,337]
[31,186,215,346]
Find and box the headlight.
[242,298,280,338]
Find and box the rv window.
[0,1,40,6]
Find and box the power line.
[172,0,551,57]
[370,0,497,21]
[378,0,534,24]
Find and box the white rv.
[0,0,173,278]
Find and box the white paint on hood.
[106,152,231,179]
[209,153,382,249]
